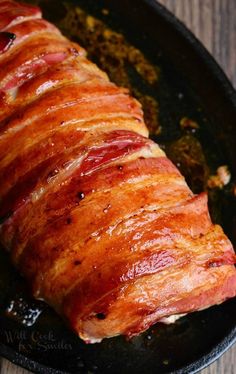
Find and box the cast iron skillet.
[0,0,236,373]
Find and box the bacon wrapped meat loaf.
[0,0,235,343]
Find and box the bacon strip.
[0,1,235,343]
[0,2,41,31]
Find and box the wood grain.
[0,0,235,373]
[158,0,236,88]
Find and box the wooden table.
[1,0,235,373]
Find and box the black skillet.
[0,0,236,373]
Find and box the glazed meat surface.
[0,0,236,343]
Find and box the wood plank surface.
[1,0,235,373]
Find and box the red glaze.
[123,269,236,339]
[0,36,81,90]
[0,1,41,31]
[0,58,107,123]
[0,156,182,249]
[0,131,149,223]
[2,54,68,90]
[3,18,60,49]
[79,131,149,175]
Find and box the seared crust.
[0,0,235,343]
